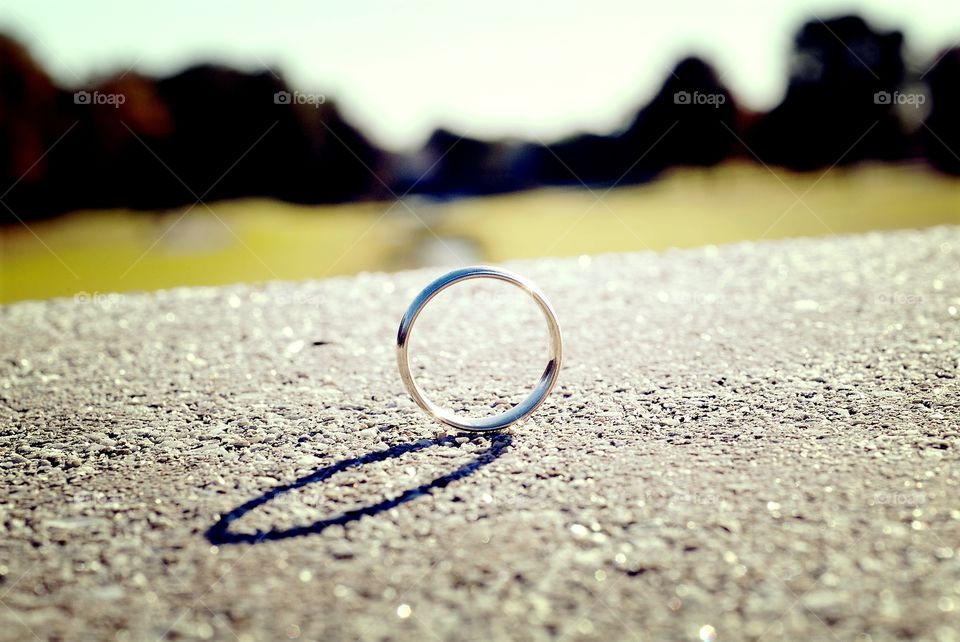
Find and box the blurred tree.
[747,15,908,169]
[535,56,737,186]
[922,48,960,175]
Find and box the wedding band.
[396,266,563,432]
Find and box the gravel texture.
[2,226,960,641]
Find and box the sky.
[3,0,959,150]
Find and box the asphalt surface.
[2,227,959,641]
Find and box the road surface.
[2,227,959,640]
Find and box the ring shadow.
[206,433,513,545]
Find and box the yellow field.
[1,162,958,303]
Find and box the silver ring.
[396,266,563,432]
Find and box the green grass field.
[1,162,958,303]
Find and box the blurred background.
[1,0,958,303]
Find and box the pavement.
[1,226,959,641]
